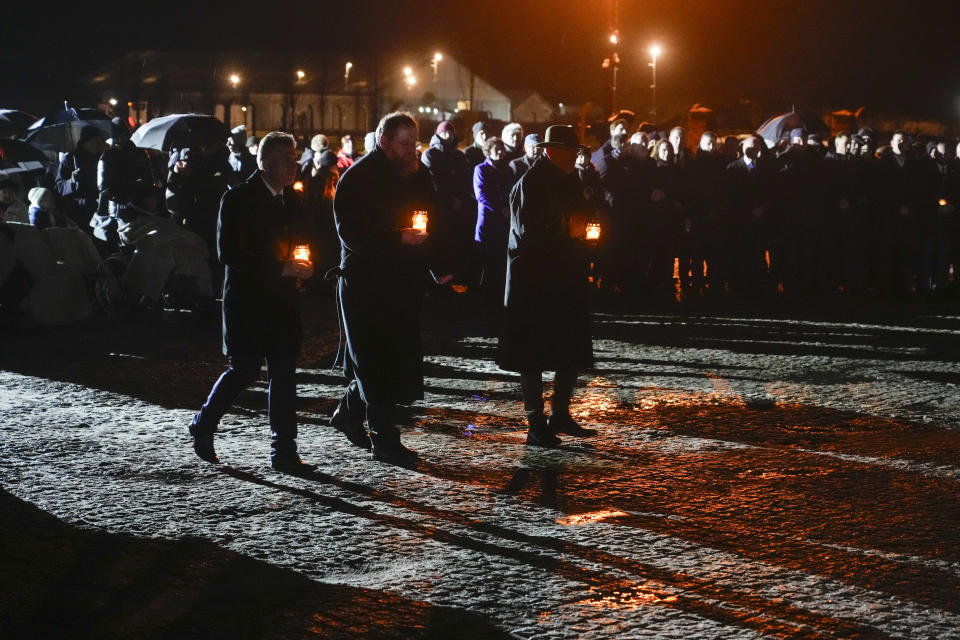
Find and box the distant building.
[86,50,513,140]
[506,91,557,124]
[378,52,511,123]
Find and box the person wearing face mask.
[498,125,596,448]
[329,112,452,467]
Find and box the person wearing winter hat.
[28,187,75,230]
[508,133,542,181]
[464,121,491,168]
[497,125,597,447]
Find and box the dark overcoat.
[218,171,307,357]
[333,148,438,407]
[497,158,593,373]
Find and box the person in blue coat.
[189,132,314,472]
[473,136,513,299]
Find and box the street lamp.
[648,44,662,117]
[344,61,353,90]
[296,69,305,81]
[602,32,621,114]
[430,52,442,86]
[403,66,416,90]
[229,73,240,89]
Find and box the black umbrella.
[24,102,111,152]
[0,139,50,164]
[130,113,229,151]
[0,110,38,138]
[756,110,829,147]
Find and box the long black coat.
[218,171,308,358]
[497,158,593,373]
[333,148,438,407]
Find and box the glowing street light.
[108,98,118,106]
[344,61,353,89]
[296,69,305,80]
[609,32,619,45]
[229,73,240,89]
[431,52,442,85]
[648,44,662,116]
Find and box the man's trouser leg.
[266,351,298,460]
[336,378,366,427]
[193,355,263,433]
[550,369,578,418]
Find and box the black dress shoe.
[330,408,371,450]
[549,414,598,437]
[371,440,419,467]
[270,456,316,474]
[189,423,219,464]
[526,428,562,448]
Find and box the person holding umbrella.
[54,125,106,235]
[497,125,596,447]
[189,132,315,472]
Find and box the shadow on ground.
[0,489,512,640]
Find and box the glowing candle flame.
[293,181,304,192]
[586,222,601,240]
[292,244,310,262]
[412,211,428,233]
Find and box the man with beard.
[189,132,314,472]
[330,112,452,466]
[498,125,595,447]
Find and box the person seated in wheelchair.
[113,183,214,308]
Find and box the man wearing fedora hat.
[496,125,596,447]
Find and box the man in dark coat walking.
[330,112,451,466]
[189,132,314,472]
[498,125,595,447]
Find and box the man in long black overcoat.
[330,112,450,466]
[189,132,314,472]
[497,125,595,447]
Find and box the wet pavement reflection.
[2,295,960,638]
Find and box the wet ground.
[2,291,959,639]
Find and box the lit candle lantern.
[293,181,304,192]
[585,222,601,241]
[411,210,429,233]
[939,198,948,207]
[292,244,311,262]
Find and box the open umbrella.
[0,139,53,177]
[0,110,38,138]
[756,110,829,147]
[24,102,111,152]
[131,114,228,152]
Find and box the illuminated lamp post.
[344,61,353,90]
[648,44,662,117]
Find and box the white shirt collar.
[260,174,283,198]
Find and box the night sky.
[4,0,960,121]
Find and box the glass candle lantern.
[585,222,602,241]
[411,211,429,233]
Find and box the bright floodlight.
[108,98,118,106]
[650,44,662,58]
[434,52,443,62]
[296,70,305,79]
[345,61,353,70]
[229,74,240,86]
[403,66,413,76]
[609,33,618,45]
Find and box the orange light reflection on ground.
[557,510,630,526]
